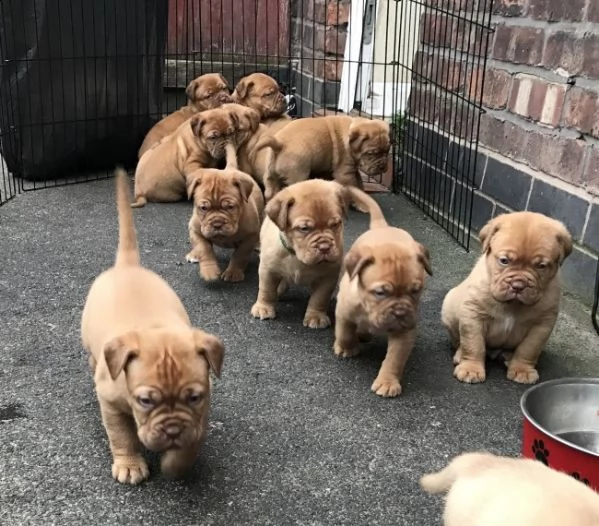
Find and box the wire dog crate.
[0,0,494,249]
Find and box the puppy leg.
[187,229,221,282]
[333,315,360,358]
[371,330,416,397]
[160,443,202,479]
[222,234,258,282]
[334,167,368,213]
[453,319,487,384]
[303,277,337,329]
[99,402,149,485]
[506,317,556,384]
[251,267,282,320]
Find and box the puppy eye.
[372,288,387,299]
[536,261,548,269]
[298,225,312,234]
[498,256,510,266]
[330,221,342,230]
[187,393,202,404]
[137,396,155,409]
[411,285,422,294]
[224,203,235,210]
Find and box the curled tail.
[420,452,496,495]
[346,187,388,229]
[114,168,140,267]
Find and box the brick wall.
[404,0,599,305]
[289,0,347,115]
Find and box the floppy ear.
[554,221,573,264]
[336,186,351,219]
[247,108,261,131]
[344,248,374,281]
[233,173,254,203]
[186,170,205,200]
[478,215,504,254]
[417,243,433,276]
[218,73,229,90]
[228,108,240,129]
[348,124,367,152]
[185,80,198,102]
[234,79,254,101]
[103,332,140,381]
[265,191,294,230]
[193,329,224,379]
[190,115,206,137]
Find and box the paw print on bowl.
[532,439,550,466]
[570,472,591,486]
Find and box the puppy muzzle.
[302,238,340,265]
[360,157,388,177]
[371,302,416,333]
[494,275,540,305]
[139,418,199,452]
[219,92,233,104]
[201,217,237,238]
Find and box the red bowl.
[521,377,599,491]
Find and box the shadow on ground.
[0,179,597,525]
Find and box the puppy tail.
[253,135,284,155]
[130,195,147,209]
[346,187,388,229]
[114,167,141,267]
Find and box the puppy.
[220,103,262,170]
[81,169,225,485]
[250,179,380,329]
[231,72,291,131]
[138,73,232,158]
[441,211,572,385]
[132,107,237,208]
[186,168,264,282]
[255,115,391,203]
[333,204,432,397]
[420,452,599,525]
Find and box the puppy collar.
[279,232,296,255]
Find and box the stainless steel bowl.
[520,377,599,457]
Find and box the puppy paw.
[200,263,222,282]
[453,361,486,384]
[185,252,199,264]
[112,456,150,485]
[371,377,402,398]
[333,341,360,358]
[507,364,539,384]
[251,302,276,320]
[303,311,331,329]
[221,266,245,282]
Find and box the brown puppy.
[250,179,378,329]
[231,72,291,131]
[186,168,264,282]
[333,203,432,397]
[420,452,599,525]
[255,115,391,203]
[220,103,262,170]
[81,169,224,485]
[138,73,232,158]
[132,107,237,208]
[441,211,572,385]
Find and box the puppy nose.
[393,308,407,319]
[510,279,527,292]
[212,220,224,229]
[318,243,331,254]
[164,424,182,438]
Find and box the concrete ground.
[1,179,597,526]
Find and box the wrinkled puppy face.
[190,108,237,159]
[232,73,287,119]
[187,168,255,239]
[103,328,224,453]
[185,73,232,111]
[479,212,572,305]
[266,180,348,266]
[345,241,432,333]
[221,103,261,147]
[348,119,391,177]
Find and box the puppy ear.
[344,248,374,281]
[554,221,573,264]
[190,115,206,137]
[218,73,229,89]
[336,186,351,219]
[193,329,224,379]
[233,79,253,101]
[265,191,294,230]
[186,170,205,200]
[233,173,254,203]
[348,123,367,152]
[479,215,503,254]
[103,332,140,381]
[417,243,433,276]
[247,108,261,131]
[185,80,198,102]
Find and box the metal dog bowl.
[520,377,599,490]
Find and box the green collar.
[279,232,295,255]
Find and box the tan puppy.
[250,179,379,329]
[333,204,432,397]
[231,72,291,131]
[420,452,599,526]
[132,107,237,208]
[81,169,224,485]
[255,115,391,202]
[138,74,232,158]
[441,211,572,385]
[186,168,264,282]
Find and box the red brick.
[529,0,585,21]
[582,35,599,80]
[532,135,586,184]
[420,54,466,92]
[492,0,527,16]
[492,25,544,65]
[324,28,346,55]
[324,58,342,81]
[543,31,583,75]
[303,24,325,52]
[508,75,566,127]
[326,2,350,26]
[438,98,476,139]
[563,87,599,139]
[303,0,326,24]
[407,86,440,125]
[584,147,599,196]
[301,55,325,79]
[420,13,454,48]
[469,67,512,109]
